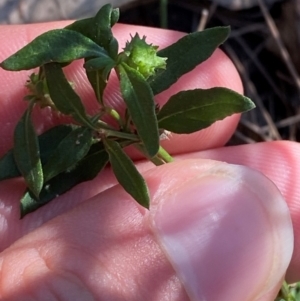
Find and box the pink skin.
[0,22,298,300]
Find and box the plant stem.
[160,0,168,28]
[157,145,173,163]
[134,143,173,165]
[150,155,165,166]
[105,129,139,141]
[105,107,124,128]
[279,281,296,301]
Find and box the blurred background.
[1,0,300,145]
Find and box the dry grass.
[120,0,300,145]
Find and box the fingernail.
[149,162,293,301]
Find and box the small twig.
[197,8,209,31]
[260,114,300,131]
[230,23,267,38]
[234,36,284,101]
[233,130,257,144]
[238,119,270,142]
[258,0,300,95]
[224,44,282,140]
[160,0,168,29]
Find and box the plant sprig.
[0,4,255,218]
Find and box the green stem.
[279,281,295,301]
[150,155,165,166]
[105,129,139,141]
[137,144,173,165]
[157,145,173,163]
[106,107,123,127]
[133,143,164,165]
[160,0,168,29]
[28,99,35,111]
[94,118,117,131]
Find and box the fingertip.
[148,160,293,301]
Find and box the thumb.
[147,160,293,300]
[0,160,293,301]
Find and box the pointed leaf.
[84,57,116,73]
[118,63,159,157]
[65,17,94,37]
[0,149,20,181]
[84,56,115,103]
[111,7,120,27]
[0,124,76,181]
[20,141,109,218]
[149,27,230,95]
[66,4,119,58]
[0,29,108,71]
[13,107,43,197]
[44,63,95,128]
[85,68,108,104]
[104,139,150,208]
[157,87,255,133]
[38,125,78,164]
[43,127,94,181]
[66,5,119,103]
[76,141,109,181]
[94,4,119,58]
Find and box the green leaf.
[110,7,120,27]
[0,149,20,181]
[13,106,43,197]
[38,125,78,164]
[76,141,109,180]
[94,4,119,59]
[66,4,119,58]
[43,127,94,181]
[66,5,119,104]
[118,63,159,157]
[44,63,95,128]
[0,124,75,181]
[157,87,255,133]
[84,56,116,103]
[104,139,150,208]
[85,68,107,104]
[65,17,94,36]
[0,29,107,71]
[84,57,116,74]
[20,141,109,218]
[149,27,230,95]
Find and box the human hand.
[0,23,298,301]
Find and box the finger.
[0,22,243,157]
[0,160,292,301]
[183,140,300,283]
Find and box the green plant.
[275,280,300,301]
[0,4,254,218]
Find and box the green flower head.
[123,33,167,79]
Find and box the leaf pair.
[0,124,107,216]
[20,138,109,217]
